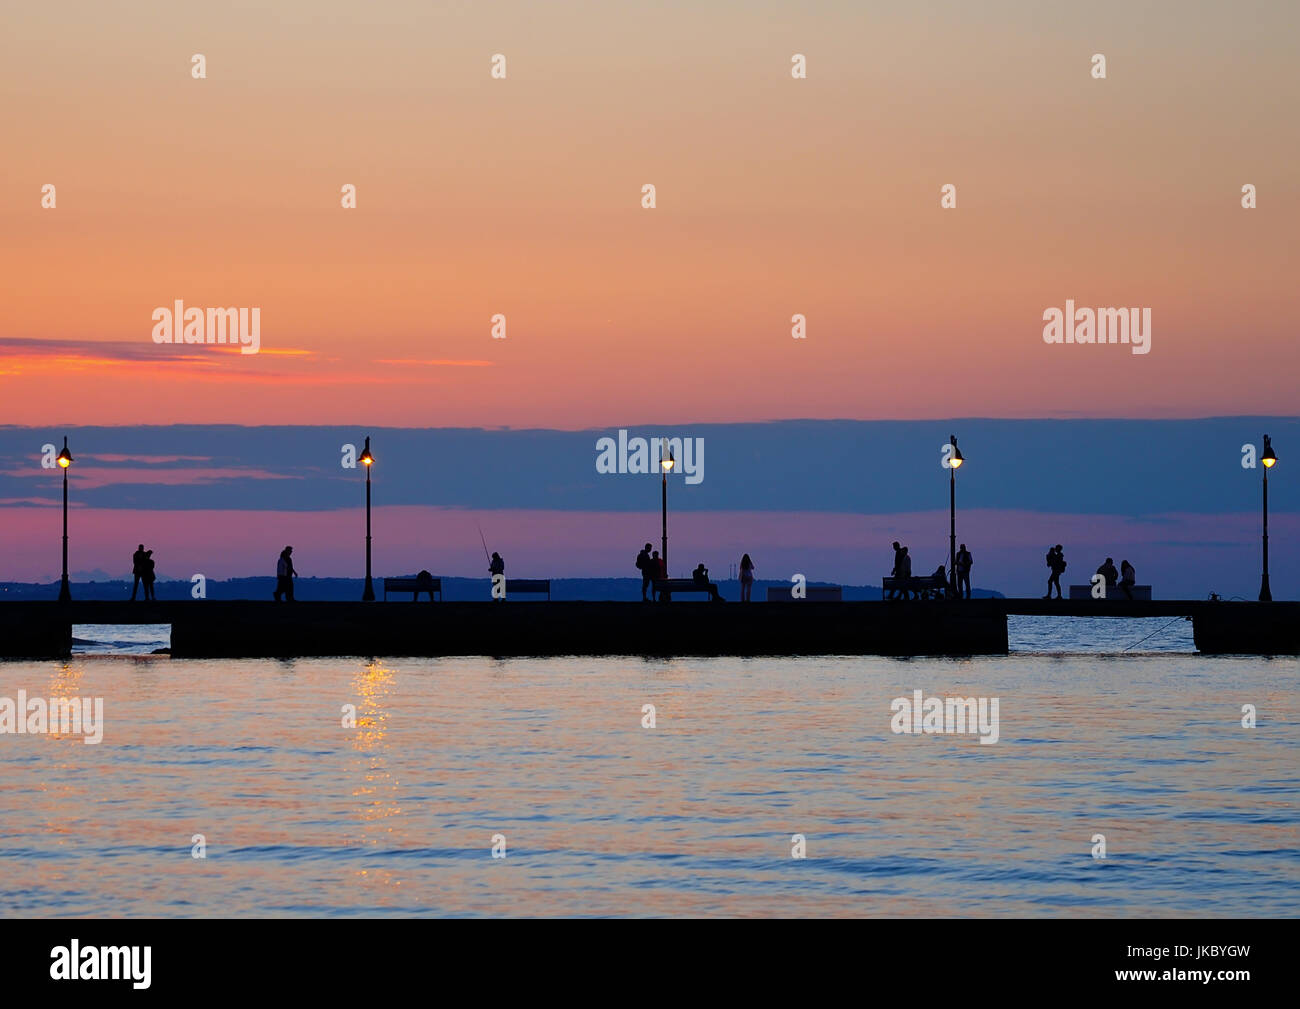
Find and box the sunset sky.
[1,2,1296,593]
[4,0,1297,426]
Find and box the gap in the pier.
[1008,614,1195,654]
[71,624,172,656]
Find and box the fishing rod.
[476,522,491,567]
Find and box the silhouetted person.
[1119,559,1136,600]
[1097,557,1119,592]
[130,544,148,601]
[636,543,653,601]
[1044,545,1066,599]
[888,541,905,599]
[693,563,723,602]
[955,543,972,599]
[274,546,297,601]
[142,550,157,601]
[739,553,755,602]
[898,546,913,599]
[650,550,663,600]
[415,569,437,602]
[489,552,505,577]
[655,551,666,579]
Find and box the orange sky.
[3,0,1297,427]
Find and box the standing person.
[488,551,505,601]
[649,550,663,600]
[739,552,755,602]
[636,543,653,601]
[898,546,913,599]
[1044,545,1066,599]
[1119,559,1136,600]
[142,549,157,602]
[888,541,905,599]
[954,543,973,599]
[273,546,297,601]
[130,544,148,601]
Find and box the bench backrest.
[766,586,842,601]
[1068,584,1152,600]
[505,578,550,595]
[384,576,442,590]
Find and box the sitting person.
[1119,559,1136,600]
[692,563,723,601]
[1096,557,1119,591]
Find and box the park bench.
[1068,584,1152,600]
[654,578,724,602]
[765,586,843,601]
[881,574,948,600]
[500,578,551,600]
[383,574,441,601]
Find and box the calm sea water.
[2,618,1296,917]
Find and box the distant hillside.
[0,577,1004,602]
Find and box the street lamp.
[1260,434,1276,602]
[57,436,73,602]
[660,439,674,577]
[360,436,375,601]
[948,434,963,599]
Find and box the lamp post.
[1260,434,1276,602]
[360,436,375,601]
[57,437,73,602]
[660,439,674,576]
[948,434,963,599]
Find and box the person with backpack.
[636,543,653,601]
[1044,545,1066,599]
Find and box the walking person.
[636,543,653,601]
[1044,545,1066,599]
[954,543,973,599]
[273,546,297,601]
[739,552,755,602]
[130,544,148,601]
[1119,559,1137,600]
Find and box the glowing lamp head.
[359,436,374,467]
[661,440,674,472]
[57,437,72,469]
[949,435,963,469]
[1262,435,1276,469]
